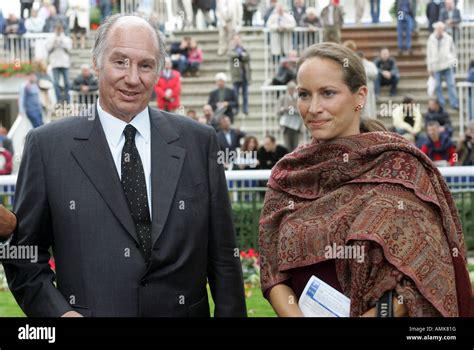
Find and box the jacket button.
[141,279,148,286]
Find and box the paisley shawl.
[259,131,473,317]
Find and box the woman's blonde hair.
[296,42,386,132]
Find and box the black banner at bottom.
[0,317,472,346]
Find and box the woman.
[67,0,89,49]
[35,60,57,122]
[392,95,423,145]
[238,135,260,170]
[259,42,473,317]
[186,39,203,77]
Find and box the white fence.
[263,27,323,83]
[0,33,54,64]
[457,81,474,136]
[0,166,473,194]
[455,23,474,77]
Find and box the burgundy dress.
[265,259,343,300]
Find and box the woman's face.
[248,138,257,151]
[297,57,366,142]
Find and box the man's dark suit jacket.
[208,87,238,121]
[3,106,247,317]
[216,129,245,153]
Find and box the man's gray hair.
[92,13,167,72]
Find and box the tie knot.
[123,125,137,142]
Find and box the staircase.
[165,28,266,135]
[71,28,266,136]
[341,24,461,139]
[70,24,463,141]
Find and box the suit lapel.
[70,109,138,244]
[149,109,186,248]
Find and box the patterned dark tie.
[121,125,152,264]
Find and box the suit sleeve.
[206,129,247,317]
[208,91,217,110]
[2,130,73,317]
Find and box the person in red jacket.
[154,58,182,112]
[420,120,456,166]
[0,147,13,175]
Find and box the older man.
[426,21,459,110]
[208,72,238,122]
[2,14,246,317]
[72,64,98,93]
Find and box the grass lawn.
[209,287,276,317]
[0,289,25,317]
[0,288,275,317]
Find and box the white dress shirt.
[224,131,232,146]
[97,99,152,218]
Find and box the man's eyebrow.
[140,58,157,64]
[109,52,128,59]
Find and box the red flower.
[48,258,56,271]
[2,73,9,78]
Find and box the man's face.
[427,125,440,139]
[203,105,213,117]
[428,100,439,112]
[28,73,37,84]
[234,36,241,47]
[220,117,231,130]
[82,68,91,78]
[380,49,389,61]
[164,60,172,70]
[94,18,160,121]
[445,0,454,10]
[435,24,445,36]
[216,79,225,89]
[276,4,284,15]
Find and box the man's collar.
[96,98,150,147]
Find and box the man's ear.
[92,59,100,78]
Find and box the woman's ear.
[357,85,368,106]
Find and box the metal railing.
[67,90,99,117]
[0,33,54,64]
[458,81,474,136]
[260,84,311,143]
[455,22,474,77]
[263,27,323,83]
[120,0,169,20]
